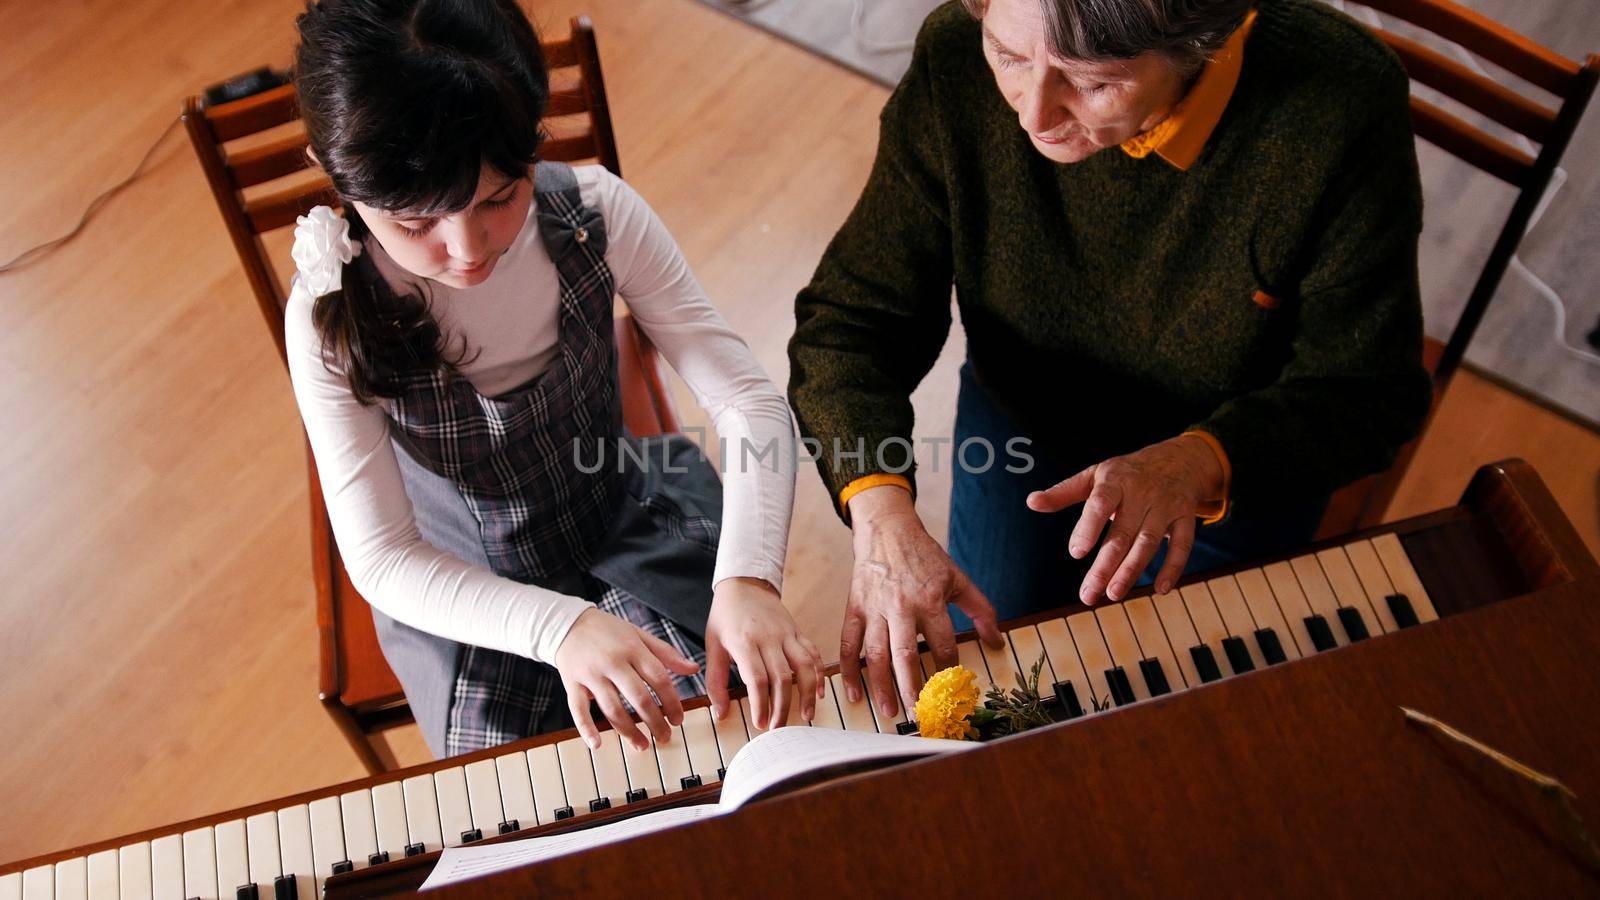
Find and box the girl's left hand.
[705,577,824,731]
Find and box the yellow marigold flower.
[915,665,981,741]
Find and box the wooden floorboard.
[1,0,1595,867]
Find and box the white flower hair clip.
[291,205,362,297]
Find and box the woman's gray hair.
[961,0,1254,72]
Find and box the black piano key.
[1304,615,1337,652]
[367,851,390,867]
[626,788,649,803]
[1105,667,1137,706]
[461,828,483,843]
[1337,607,1370,642]
[1387,593,1420,628]
[404,842,425,858]
[1053,680,1085,718]
[1222,637,1255,674]
[680,775,703,790]
[331,860,354,875]
[717,767,727,780]
[498,820,520,835]
[273,875,298,900]
[553,806,575,821]
[1137,658,1171,696]
[1189,646,1223,684]
[236,886,259,900]
[1254,628,1287,665]
[589,798,612,813]
[895,721,919,735]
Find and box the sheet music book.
[421,727,975,890]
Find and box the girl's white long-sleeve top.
[284,166,795,664]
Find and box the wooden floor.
[1,0,1596,867]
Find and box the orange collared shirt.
[1120,9,1258,170]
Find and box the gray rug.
[698,0,1600,426]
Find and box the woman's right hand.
[553,608,702,752]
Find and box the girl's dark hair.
[293,0,550,403]
[961,0,1252,73]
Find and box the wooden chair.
[183,16,680,773]
[1314,0,1597,538]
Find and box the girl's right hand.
[553,608,702,752]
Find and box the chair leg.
[322,699,390,776]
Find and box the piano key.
[1388,594,1420,628]
[153,834,185,899]
[1371,533,1440,623]
[18,868,48,900]
[1343,541,1402,633]
[1053,679,1086,717]
[1149,591,1204,689]
[368,781,409,862]
[1094,605,1151,702]
[1304,615,1338,651]
[120,843,153,900]
[0,873,16,900]
[86,851,117,900]
[335,792,375,873]
[245,813,281,897]
[592,727,633,804]
[1288,555,1352,648]
[1235,569,1304,660]
[1137,658,1172,696]
[1105,668,1137,706]
[307,796,345,885]
[556,738,602,815]
[462,760,504,835]
[212,822,247,900]
[811,678,847,731]
[980,638,1022,694]
[1315,548,1387,636]
[1222,636,1256,674]
[1037,617,1096,713]
[831,673,880,733]
[275,806,314,899]
[1262,562,1319,656]
[494,752,538,829]
[1123,595,1189,690]
[1190,645,1224,683]
[710,699,752,778]
[53,857,85,900]
[681,706,725,785]
[1067,611,1118,711]
[1178,584,1236,675]
[653,724,696,793]
[863,678,909,732]
[525,745,567,824]
[1254,629,1288,665]
[431,767,474,846]
[957,640,995,692]
[1337,607,1371,641]
[399,775,444,853]
[1006,625,1056,687]
[619,727,665,801]
[181,827,219,900]
[1207,576,1268,671]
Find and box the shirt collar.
[1120,8,1257,170]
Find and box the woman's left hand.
[1027,435,1225,604]
[705,577,825,731]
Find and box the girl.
[286,0,820,758]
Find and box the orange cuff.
[838,473,913,523]
[1182,430,1232,525]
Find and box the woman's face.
[352,161,534,289]
[980,0,1189,164]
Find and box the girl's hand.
[554,608,702,752]
[705,577,824,731]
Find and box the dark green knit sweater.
[788,0,1430,522]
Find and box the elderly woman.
[787,0,1431,716]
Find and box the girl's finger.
[616,669,672,744]
[787,637,819,722]
[736,649,770,730]
[762,644,794,727]
[705,637,732,721]
[566,682,601,751]
[593,680,648,752]
[633,650,686,728]
[641,630,702,676]
[799,636,826,699]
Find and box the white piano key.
[1263,561,1321,654]
[18,868,48,900]
[1371,533,1439,622]
[811,677,847,731]
[1150,590,1204,689]
[245,812,281,895]
[400,774,445,853]
[681,706,724,783]
[118,843,152,900]
[309,796,347,881]
[1315,548,1387,635]
[1094,604,1151,702]
[557,737,602,815]
[1207,576,1269,671]
[592,728,633,804]
[1235,568,1303,660]
[1344,540,1403,633]
[53,856,86,900]
[830,672,879,733]
[433,766,474,846]
[1289,555,1354,647]
[0,873,18,900]
[654,725,695,793]
[525,745,568,823]
[620,729,665,801]
[337,790,380,867]
[1067,611,1117,710]
[980,638,1023,694]
[711,697,754,769]
[956,640,995,692]
[862,676,909,732]
[1123,595,1190,690]
[1036,617,1095,713]
[1005,625,1053,687]
[463,759,505,834]
[211,821,247,900]
[85,850,117,900]
[276,806,315,899]
[181,827,219,900]
[150,835,184,900]
[1179,584,1237,675]
[369,781,410,860]
[494,752,539,827]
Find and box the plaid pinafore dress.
[371,162,719,757]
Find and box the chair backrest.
[1345,0,1598,384]
[182,16,671,736]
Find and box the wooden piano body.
[4,459,1598,897]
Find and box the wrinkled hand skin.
[1028,434,1225,605]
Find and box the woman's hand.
[842,485,1004,718]
[554,608,702,752]
[705,577,824,730]
[1027,434,1225,604]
